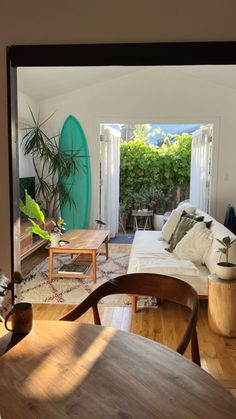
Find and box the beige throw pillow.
[167,217,197,252]
[176,203,197,215]
[161,210,182,242]
[173,222,213,264]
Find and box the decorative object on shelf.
[215,236,236,280]
[52,217,67,235]
[20,191,66,246]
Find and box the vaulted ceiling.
[17,65,236,102]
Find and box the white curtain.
[100,127,120,237]
[190,125,212,212]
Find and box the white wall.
[2,0,236,274]
[29,66,236,225]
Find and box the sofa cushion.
[176,202,197,215]
[127,231,200,277]
[167,217,197,252]
[127,229,209,297]
[167,209,213,252]
[161,209,182,242]
[135,256,200,276]
[174,222,213,264]
[184,211,213,228]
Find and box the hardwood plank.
[101,306,132,331]
[19,244,236,397]
[1,322,236,418]
[30,301,236,393]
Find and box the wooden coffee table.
[48,229,109,283]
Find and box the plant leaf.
[216,248,226,254]
[222,236,232,246]
[216,238,226,247]
[20,191,45,223]
[25,219,51,241]
[216,236,236,249]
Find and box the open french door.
[190,125,213,213]
[99,126,121,238]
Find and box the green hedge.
[119,133,192,211]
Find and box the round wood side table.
[132,210,153,231]
[208,274,236,337]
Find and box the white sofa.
[127,206,236,298]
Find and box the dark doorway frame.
[7,41,236,275]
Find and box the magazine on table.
[58,263,89,274]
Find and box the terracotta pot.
[215,262,236,280]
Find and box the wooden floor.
[22,243,236,397]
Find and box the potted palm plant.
[215,236,236,280]
[21,108,79,219]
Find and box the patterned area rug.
[21,253,131,305]
[21,253,160,308]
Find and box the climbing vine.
[119,133,192,211]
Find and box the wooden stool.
[208,274,236,337]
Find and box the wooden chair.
[60,273,200,366]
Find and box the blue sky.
[105,123,200,145]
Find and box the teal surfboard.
[59,115,91,230]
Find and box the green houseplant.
[147,185,165,231]
[215,236,236,280]
[21,109,79,219]
[132,188,149,211]
[20,191,66,246]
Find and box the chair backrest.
[61,273,200,365]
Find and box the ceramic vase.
[215,262,236,280]
[50,232,60,247]
[153,214,164,231]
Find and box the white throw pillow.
[161,209,182,242]
[176,202,197,215]
[173,222,213,264]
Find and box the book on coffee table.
[58,263,89,275]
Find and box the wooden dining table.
[0,321,236,418]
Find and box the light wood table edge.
[48,232,109,284]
